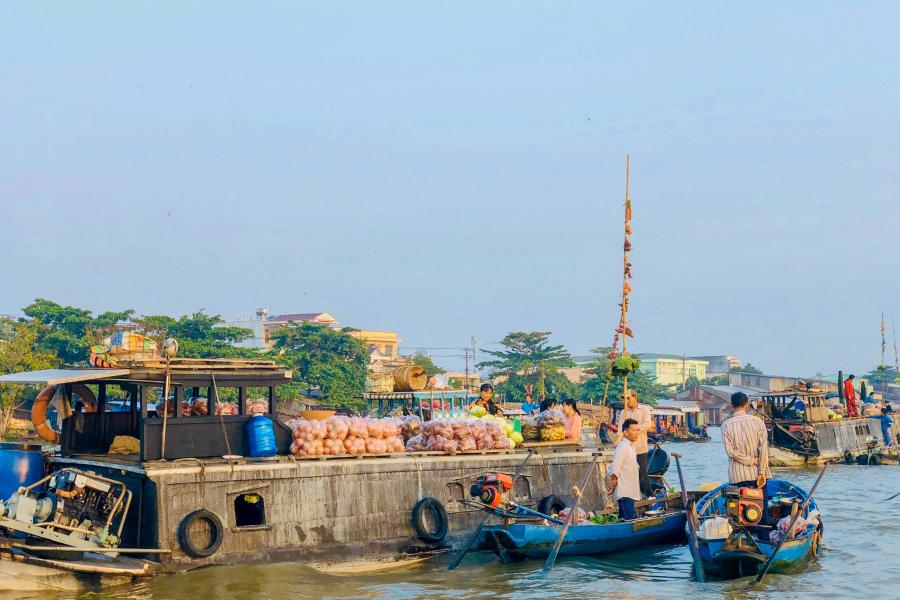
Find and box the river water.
[13,429,900,599]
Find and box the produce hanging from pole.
[601,155,637,405]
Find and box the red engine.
[469,473,514,508]
[725,486,765,526]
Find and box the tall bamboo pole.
[601,155,632,405]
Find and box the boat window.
[234,493,266,527]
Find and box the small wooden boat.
[477,493,690,562]
[694,480,822,579]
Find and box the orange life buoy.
[32,384,97,444]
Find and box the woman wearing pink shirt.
[562,398,582,442]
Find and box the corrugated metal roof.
[0,368,131,385]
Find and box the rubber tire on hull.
[411,497,448,544]
[537,495,567,517]
[177,509,224,558]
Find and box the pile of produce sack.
[287,416,407,457]
[537,409,566,442]
[521,416,540,441]
[245,399,269,415]
[405,414,524,455]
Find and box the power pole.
[464,347,470,395]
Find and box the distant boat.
[694,480,822,579]
[753,389,897,466]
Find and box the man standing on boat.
[844,374,859,418]
[609,418,641,520]
[722,392,770,490]
[616,390,653,497]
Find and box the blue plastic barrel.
[245,414,277,457]
[0,443,44,501]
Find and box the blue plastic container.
[0,443,44,500]
[246,414,278,457]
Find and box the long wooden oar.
[752,463,827,586]
[671,452,704,582]
[541,451,601,576]
[448,449,534,571]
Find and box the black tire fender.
[177,509,224,558]
[537,494,567,517]
[411,497,448,544]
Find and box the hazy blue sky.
[2,2,898,376]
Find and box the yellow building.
[348,329,400,360]
[637,353,709,387]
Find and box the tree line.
[0,299,370,435]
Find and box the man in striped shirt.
[721,392,770,488]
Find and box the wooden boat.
[694,480,822,579]
[754,389,899,466]
[477,492,690,562]
[0,363,610,591]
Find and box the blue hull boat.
[479,510,687,560]
[695,480,822,579]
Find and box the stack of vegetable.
[521,416,540,441]
[287,416,407,457]
[405,414,524,454]
[537,409,566,442]
[245,399,269,415]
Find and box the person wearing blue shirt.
[521,393,538,415]
[879,406,894,447]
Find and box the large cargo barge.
[0,362,610,590]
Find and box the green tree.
[678,374,702,392]
[862,364,900,394]
[23,298,135,364]
[579,347,667,405]
[494,371,579,404]
[411,351,446,377]
[477,331,574,399]
[0,319,59,437]
[732,363,763,375]
[269,323,369,410]
[134,311,256,358]
[702,374,729,386]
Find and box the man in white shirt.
[609,418,641,520]
[616,390,653,497]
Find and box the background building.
[689,355,741,377]
[636,353,709,387]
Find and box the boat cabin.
[755,390,831,424]
[0,359,293,462]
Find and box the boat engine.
[469,473,514,508]
[724,486,764,526]
[0,468,131,549]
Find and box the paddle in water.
[672,452,705,583]
[541,452,601,576]
[751,463,828,586]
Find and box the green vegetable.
[611,355,641,376]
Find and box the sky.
[1,2,898,377]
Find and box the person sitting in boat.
[609,418,641,520]
[521,393,539,415]
[469,383,503,416]
[561,398,582,442]
[616,390,653,497]
[722,392,770,494]
[538,398,558,413]
[844,374,859,418]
